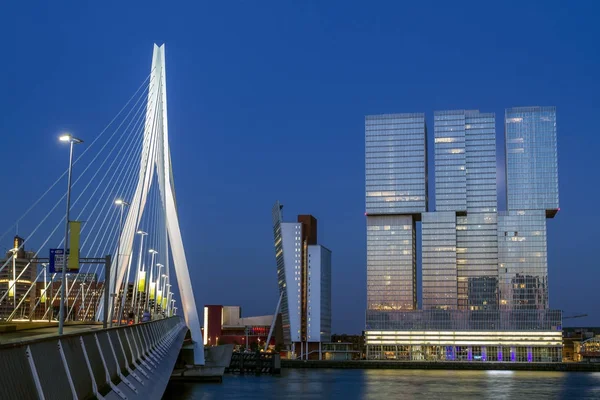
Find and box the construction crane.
[564,314,588,320]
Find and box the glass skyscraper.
[365,114,427,312]
[505,107,559,216]
[365,107,562,362]
[498,106,558,310]
[423,110,498,311]
[272,202,332,360]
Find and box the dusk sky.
[1,1,599,333]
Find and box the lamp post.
[111,199,129,327]
[80,282,86,321]
[132,230,147,317]
[58,133,83,335]
[154,264,164,314]
[42,263,47,319]
[145,249,158,313]
[165,284,172,316]
[160,274,168,314]
[8,247,18,312]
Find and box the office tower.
[505,107,559,216]
[498,106,558,310]
[365,107,562,363]
[272,202,332,359]
[422,211,457,309]
[423,110,498,311]
[365,113,427,312]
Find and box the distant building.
[0,236,37,319]
[562,328,600,362]
[272,203,332,359]
[202,305,283,350]
[33,276,103,321]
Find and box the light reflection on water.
[163,369,600,399]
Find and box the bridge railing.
[0,316,187,399]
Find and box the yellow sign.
[8,280,15,297]
[137,270,146,292]
[157,290,163,305]
[68,221,81,271]
[149,282,156,300]
[162,297,168,310]
[40,288,47,303]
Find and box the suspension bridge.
[0,44,219,398]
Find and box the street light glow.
[149,249,158,254]
[137,230,148,235]
[59,134,83,144]
[115,199,130,206]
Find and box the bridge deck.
[0,322,103,344]
[0,317,188,399]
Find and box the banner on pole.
[138,270,146,292]
[68,221,81,271]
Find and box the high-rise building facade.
[365,113,427,314]
[505,107,559,216]
[365,107,562,363]
[424,111,498,311]
[498,106,559,310]
[272,202,331,359]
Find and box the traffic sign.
[49,249,78,273]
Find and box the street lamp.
[160,274,168,314]
[111,199,130,327]
[132,230,147,317]
[8,247,18,312]
[59,133,83,335]
[80,282,86,321]
[145,249,158,312]
[165,284,172,316]
[154,264,164,314]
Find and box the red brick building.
[202,305,283,350]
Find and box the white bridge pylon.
[97,44,204,365]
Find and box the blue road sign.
[49,249,77,273]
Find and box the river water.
[163,369,600,399]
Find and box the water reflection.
[163,369,600,399]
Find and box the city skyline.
[1,2,598,334]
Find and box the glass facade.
[456,213,498,311]
[272,201,291,343]
[431,111,499,311]
[364,107,561,362]
[505,107,559,216]
[366,215,416,311]
[365,113,427,215]
[433,111,466,212]
[465,111,497,213]
[422,212,457,310]
[498,210,548,310]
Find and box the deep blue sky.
[1,1,599,333]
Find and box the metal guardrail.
[0,316,188,399]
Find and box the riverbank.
[282,359,600,372]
